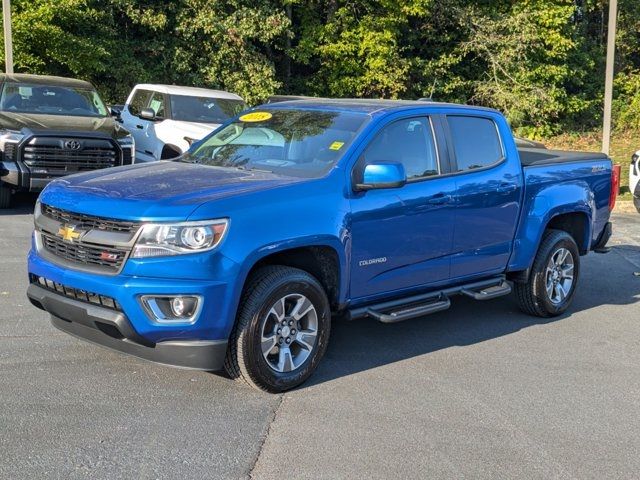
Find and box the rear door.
[444,114,522,279]
[348,114,456,300]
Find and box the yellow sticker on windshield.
[239,111,272,122]
[329,141,345,151]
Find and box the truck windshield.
[0,83,108,117]
[183,109,368,178]
[170,95,246,123]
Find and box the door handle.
[496,183,517,193]
[135,124,144,129]
[427,194,452,205]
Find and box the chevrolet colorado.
[27,99,615,392]
[0,74,134,208]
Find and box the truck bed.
[518,147,609,167]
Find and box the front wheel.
[515,229,580,317]
[224,266,331,392]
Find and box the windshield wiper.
[235,165,273,173]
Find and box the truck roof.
[134,84,244,100]
[0,73,96,89]
[261,98,499,115]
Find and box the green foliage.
[1,0,640,135]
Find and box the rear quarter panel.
[508,160,612,272]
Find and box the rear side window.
[448,116,503,171]
[128,89,152,116]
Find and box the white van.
[120,84,246,162]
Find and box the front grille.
[22,136,119,173]
[42,204,141,233]
[29,274,121,310]
[41,232,127,273]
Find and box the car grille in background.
[29,274,121,310]
[41,204,141,233]
[41,232,127,273]
[22,136,119,173]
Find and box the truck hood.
[0,111,123,137]
[39,161,305,221]
[164,119,220,140]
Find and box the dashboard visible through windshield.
[182,109,368,178]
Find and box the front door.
[348,116,456,301]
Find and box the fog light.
[171,297,186,316]
[140,295,201,324]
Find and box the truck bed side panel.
[508,160,611,272]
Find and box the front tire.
[224,266,331,392]
[515,229,580,317]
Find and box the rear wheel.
[224,266,331,392]
[515,229,580,317]
[0,181,11,209]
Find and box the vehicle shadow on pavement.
[304,245,640,389]
[0,192,38,216]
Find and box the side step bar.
[349,276,511,324]
[366,295,451,324]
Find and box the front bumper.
[27,283,228,370]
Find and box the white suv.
[120,84,246,162]
[631,150,640,212]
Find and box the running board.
[461,281,511,301]
[366,295,451,324]
[348,276,508,323]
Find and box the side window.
[361,117,439,181]
[149,92,166,118]
[448,116,503,171]
[128,89,152,116]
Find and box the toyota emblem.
[65,139,82,150]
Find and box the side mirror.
[355,162,407,191]
[139,108,156,120]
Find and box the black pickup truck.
[0,74,134,208]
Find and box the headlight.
[117,135,135,162]
[0,130,23,159]
[131,219,228,258]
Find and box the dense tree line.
[3,0,640,137]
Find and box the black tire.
[515,229,580,317]
[224,266,331,392]
[0,181,11,209]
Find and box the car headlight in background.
[117,135,135,163]
[131,219,229,258]
[0,130,24,161]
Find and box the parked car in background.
[120,84,246,162]
[27,99,615,392]
[0,73,134,208]
[631,150,640,212]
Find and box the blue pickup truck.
[27,99,616,392]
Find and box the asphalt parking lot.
[1,195,639,480]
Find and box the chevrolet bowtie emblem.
[58,225,81,242]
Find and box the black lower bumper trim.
[27,284,227,371]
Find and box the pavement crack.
[247,394,284,479]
